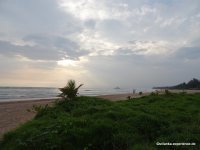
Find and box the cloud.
[0,0,81,36]
[175,47,200,59]
[0,0,200,87]
[0,35,89,61]
[59,0,132,21]
[23,35,89,60]
[0,40,60,60]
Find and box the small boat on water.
[114,86,120,89]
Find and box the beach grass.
[0,93,200,149]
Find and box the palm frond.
[59,80,83,100]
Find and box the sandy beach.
[96,92,150,101]
[0,99,56,138]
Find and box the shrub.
[164,89,171,95]
[1,94,200,150]
[59,80,83,100]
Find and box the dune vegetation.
[0,92,200,150]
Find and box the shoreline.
[1,89,200,103]
[0,92,148,103]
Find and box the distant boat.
[84,89,92,91]
[114,86,120,89]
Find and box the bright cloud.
[0,0,200,88]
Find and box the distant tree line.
[153,78,200,90]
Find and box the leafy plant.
[59,80,83,100]
[127,96,131,100]
[1,94,200,150]
[27,104,49,113]
[164,89,171,95]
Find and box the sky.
[0,0,200,88]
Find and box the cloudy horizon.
[0,0,200,88]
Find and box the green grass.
[0,93,200,150]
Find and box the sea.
[0,87,154,102]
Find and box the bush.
[1,94,200,150]
[59,80,83,100]
[139,91,143,95]
[164,89,171,95]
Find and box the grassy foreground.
[0,93,200,150]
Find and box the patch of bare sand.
[97,89,200,101]
[96,93,150,101]
[0,99,55,139]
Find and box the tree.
[59,80,83,100]
[187,78,200,89]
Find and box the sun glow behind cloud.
[0,0,200,88]
[57,59,75,66]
